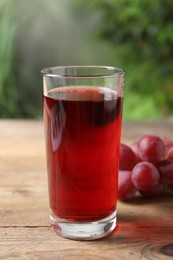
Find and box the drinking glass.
[41,66,125,240]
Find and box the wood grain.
[0,120,173,260]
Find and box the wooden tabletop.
[0,120,173,260]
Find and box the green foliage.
[79,0,173,119]
[1,0,173,119]
[0,0,41,118]
[0,0,20,117]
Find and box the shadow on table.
[123,192,173,206]
[99,194,173,258]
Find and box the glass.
[41,65,125,240]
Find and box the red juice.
[43,87,122,222]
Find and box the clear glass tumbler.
[41,66,124,240]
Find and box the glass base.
[50,210,117,241]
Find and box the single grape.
[132,161,160,191]
[119,144,137,170]
[140,183,163,198]
[161,136,173,155]
[118,170,137,201]
[157,159,173,185]
[130,141,142,163]
[167,146,173,160]
[138,135,165,163]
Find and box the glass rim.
[41,65,125,79]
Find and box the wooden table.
[0,120,173,260]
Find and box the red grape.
[119,144,137,170]
[157,159,173,185]
[130,141,142,163]
[118,170,137,201]
[140,183,163,198]
[167,146,173,160]
[138,135,165,163]
[131,141,139,154]
[132,162,160,191]
[161,136,173,155]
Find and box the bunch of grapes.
[118,135,173,201]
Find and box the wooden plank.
[0,120,173,259]
[0,224,173,259]
[122,120,173,144]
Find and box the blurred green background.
[0,0,173,120]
